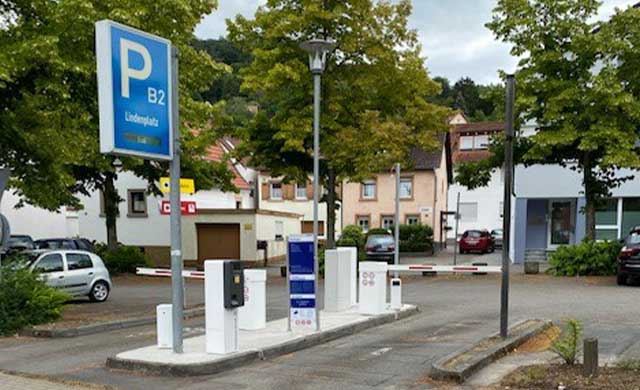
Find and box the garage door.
[196,224,241,266]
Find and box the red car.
[459,230,495,254]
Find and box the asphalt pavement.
[1,249,639,389]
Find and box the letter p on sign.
[120,38,152,98]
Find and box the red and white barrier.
[387,264,502,273]
[137,267,205,279]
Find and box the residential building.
[447,121,506,239]
[256,171,342,239]
[341,137,452,243]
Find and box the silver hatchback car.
[28,250,112,302]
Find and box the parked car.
[365,234,396,264]
[7,234,35,252]
[617,229,640,285]
[491,229,504,249]
[459,230,495,254]
[26,250,112,301]
[34,238,95,252]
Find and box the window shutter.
[306,181,313,199]
[283,183,294,200]
[261,183,270,200]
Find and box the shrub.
[548,240,622,276]
[550,319,582,365]
[399,224,434,252]
[366,228,391,237]
[96,243,151,274]
[337,225,365,249]
[0,267,68,336]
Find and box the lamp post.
[300,38,335,332]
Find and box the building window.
[622,198,640,237]
[459,202,478,222]
[459,136,474,150]
[406,215,420,225]
[399,178,413,199]
[361,180,376,200]
[275,221,284,241]
[459,134,490,151]
[270,182,283,200]
[381,215,395,230]
[127,190,147,217]
[356,215,370,232]
[295,182,307,200]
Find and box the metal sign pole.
[170,46,184,353]
[453,192,460,265]
[312,72,321,332]
[501,74,515,338]
[394,163,400,279]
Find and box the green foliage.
[486,0,640,239]
[427,77,505,121]
[550,319,583,365]
[399,224,433,253]
[0,267,68,336]
[95,243,151,275]
[366,228,391,237]
[337,225,366,249]
[616,359,640,370]
[0,1,235,229]
[547,240,622,276]
[228,0,450,240]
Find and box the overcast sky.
[195,0,638,85]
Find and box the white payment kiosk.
[205,260,245,354]
[358,262,388,315]
[337,247,358,306]
[324,249,353,312]
[239,269,267,330]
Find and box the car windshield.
[466,231,482,238]
[36,240,72,250]
[367,235,395,245]
[8,236,33,248]
[626,232,640,246]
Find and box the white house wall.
[1,191,79,239]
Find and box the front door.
[548,200,575,248]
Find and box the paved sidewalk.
[0,372,96,390]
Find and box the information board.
[287,235,317,331]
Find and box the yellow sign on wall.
[160,177,195,194]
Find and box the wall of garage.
[255,211,302,262]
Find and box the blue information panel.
[96,20,173,161]
[288,235,316,330]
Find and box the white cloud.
[196,0,638,84]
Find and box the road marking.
[371,347,392,357]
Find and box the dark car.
[7,234,35,252]
[34,238,95,253]
[459,230,495,254]
[617,229,640,285]
[365,234,396,264]
[491,229,504,249]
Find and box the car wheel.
[617,273,628,286]
[89,281,110,302]
[459,248,465,254]
[490,246,495,253]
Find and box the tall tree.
[478,0,640,239]
[0,0,236,249]
[228,0,449,247]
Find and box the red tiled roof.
[205,142,251,190]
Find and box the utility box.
[156,304,172,349]
[239,269,267,330]
[390,278,402,310]
[324,249,352,312]
[359,262,388,315]
[223,260,245,309]
[337,247,358,306]
[205,260,243,355]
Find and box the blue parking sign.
[96,20,173,160]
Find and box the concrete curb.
[20,307,205,338]
[106,306,419,377]
[430,318,553,383]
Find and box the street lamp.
[300,38,335,332]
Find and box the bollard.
[390,278,402,310]
[583,338,598,377]
[156,304,173,349]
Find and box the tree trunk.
[583,152,596,241]
[103,171,119,250]
[325,168,336,249]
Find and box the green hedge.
[547,240,622,276]
[399,224,433,252]
[0,267,68,336]
[337,225,366,249]
[95,243,151,274]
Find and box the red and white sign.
[159,200,197,215]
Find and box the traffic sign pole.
[169,46,184,353]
